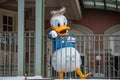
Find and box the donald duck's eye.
[64,18,67,25]
[54,20,60,27]
[58,23,60,27]
[64,22,66,25]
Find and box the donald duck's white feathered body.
[48,7,91,79]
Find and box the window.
[0,9,17,32]
[3,15,13,31]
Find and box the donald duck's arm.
[48,30,58,39]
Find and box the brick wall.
[74,9,120,34]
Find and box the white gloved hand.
[49,30,58,38]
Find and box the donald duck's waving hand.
[48,7,92,79]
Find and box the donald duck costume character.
[48,7,91,79]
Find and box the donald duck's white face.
[50,14,70,36]
[50,7,70,36]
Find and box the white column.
[35,0,44,75]
[18,0,25,76]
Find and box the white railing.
[0,32,120,79]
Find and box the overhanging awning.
[81,0,120,12]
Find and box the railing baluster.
[98,36,100,75]
[3,33,7,76]
[88,36,91,73]
[13,33,17,76]
[8,33,11,75]
[93,36,96,74]
[84,36,87,74]
[103,36,106,77]
[28,32,31,75]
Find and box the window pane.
[106,3,116,8]
[83,1,94,6]
[95,2,104,6]
[114,37,120,54]
[114,46,120,53]
[3,25,7,31]
[8,26,13,31]
[8,17,13,25]
[3,16,7,24]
